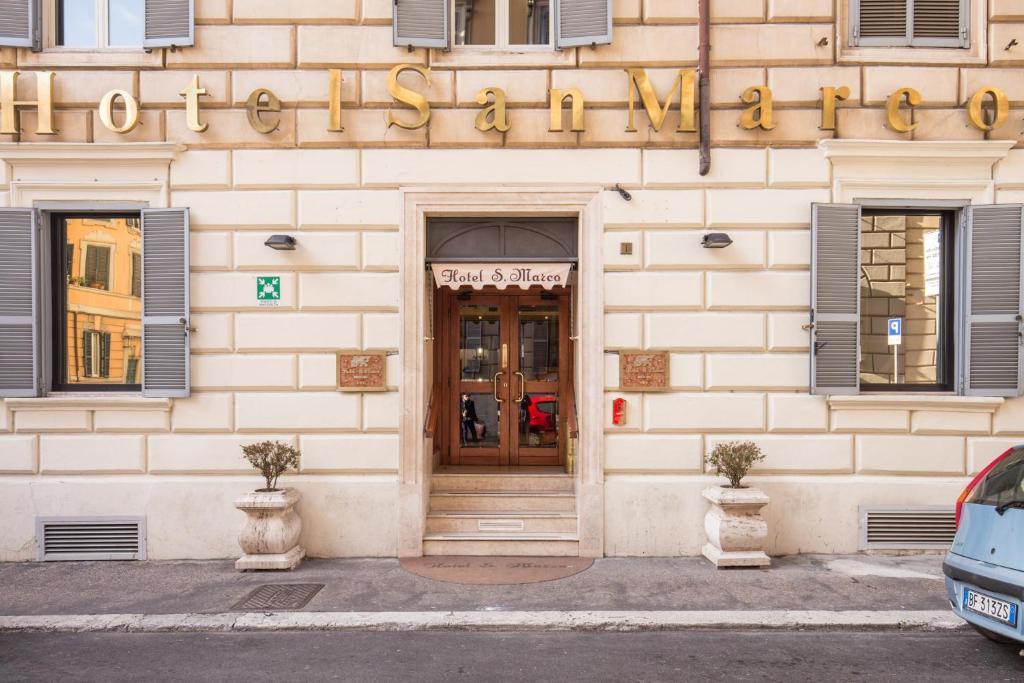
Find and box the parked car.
[943,446,1024,644]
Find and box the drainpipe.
[698,0,711,176]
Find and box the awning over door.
[431,262,572,290]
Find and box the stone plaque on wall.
[337,351,388,392]
[619,351,670,391]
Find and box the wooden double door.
[437,286,571,467]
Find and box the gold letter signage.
[179,74,209,133]
[98,89,140,134]
[0,71,55,135]
[625,68,696,133]
[245,88,281,134]
[475,87,510,133]
[740,86,775,131]
[967,87,1009,132]
[549,88,585,132]
[886,87,920,133]
[819,86,849,132]
[386,64,431,130]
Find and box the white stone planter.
[701,485,770,568]
[234,488,304,571]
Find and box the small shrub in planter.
[705,441,765,489]
[240,440,300,492]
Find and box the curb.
[0,610,967,634]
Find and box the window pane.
[859,213,946,386]
[454,0,496,45]
[518,305,558,381]
[108,0,144,47]
[519,392,558,448]
[459,304,501,380]
[509,0,549,45]
[970,449,1024,506]
[58,0,98,47]
[63,217,143,386]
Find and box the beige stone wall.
[3,5,1024,559]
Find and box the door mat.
[400,556,593,585]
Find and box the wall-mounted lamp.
[264,234,297,251]
[701,232,733,249]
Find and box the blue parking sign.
[887,318,902,345]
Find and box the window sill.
[430,46,575,68]
[6,396,171,412]
[828,394,1003,413]
[17,47,162,68]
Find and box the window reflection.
[519,392,558,448]
[454,0,497,45]
[63,217,143,386]
[509,0,550,45]
[519,305,558,381]
[459,305,501,380]
[108,0,144,47]
[57,0,97,47]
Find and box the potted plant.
[234,440,304,571]
[701,441,770,568]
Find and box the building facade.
[1,0,1024,560]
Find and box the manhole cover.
[232,584,324,611]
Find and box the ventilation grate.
[37,517,146,561]
[860,506,956,549]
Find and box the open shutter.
[144,0,194,49]
[810,203,862,395]
[851,0,910,46]
[556,0,612,48]
[141,208,190,398]
[100,332,111,378]
[964,205,1024,397]
[0,0,39,49]
[912,0,968,47]
[0,209,39,397]
[393,0,449,49]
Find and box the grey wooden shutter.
[0,0,39,49]
[555,0,612,48]
[851,0,967,47]
[393,0,449,49]
[100,332,111,378]
[810,203,862,395]
[141,208,190,398]
[0,209,39,397]
[144,0,194,48]
[83,331,95,378]
[964,205,1024,397]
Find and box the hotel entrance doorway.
[435,285,572,467]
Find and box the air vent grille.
[37,517,146,561]
[860,506,955,549]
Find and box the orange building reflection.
[64,217,143,385]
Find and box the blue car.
[944,446,1024,644]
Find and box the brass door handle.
[515,372,525,402]
[493,372,504,403]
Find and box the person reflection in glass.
[461,393,479,446]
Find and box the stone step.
[428,492,576,513]
[431,473,574,493]
[425,512,578,534]
[422,533,580,557]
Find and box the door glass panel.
[518,392,558,448]
[460,393,501,449]
[460,305,501,381]
[519,305,558,381]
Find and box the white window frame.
[451,0,554,50]
[48,0,144,52]
[839,0,986,65]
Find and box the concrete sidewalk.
[0,554,950,619]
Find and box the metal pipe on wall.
[698,0,711,176]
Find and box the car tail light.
[956,447,1014,527]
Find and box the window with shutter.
[141,208,190,398]
[850,0,969,48]
[555,0,612,48]
[964,205,1024,397]
[84,244,111,290]
[143,0,193,48]
[810,204,862,395]
[0,209,39,398]
[131,251,142,298]
[394,0,449,49]
[0,0,39,49]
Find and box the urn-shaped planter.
[234,488,304,571]
[701,486,770,568]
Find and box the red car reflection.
[524,396,558,444]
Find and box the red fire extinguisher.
[612,397,627,425]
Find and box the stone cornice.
[828,395,1004,413]
[0,142,183,163]
[818,140,1016,165]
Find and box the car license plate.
[963,588,1018,627]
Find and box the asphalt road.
[1,630,1022,682]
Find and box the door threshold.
[435,465,568,474]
